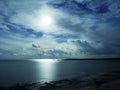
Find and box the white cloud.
[0,0,120,59]
[10,3,68,34]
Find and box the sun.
[35,13,56,32]
[34,8,58,32]
[41,15,53,26]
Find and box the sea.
[0,59,120,86]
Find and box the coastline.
[0,71,120,90]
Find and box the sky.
[0,0,120,59]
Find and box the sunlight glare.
[32,59,59,62]
[41,15,53,26]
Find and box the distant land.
[64,58,120,61]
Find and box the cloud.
[49,0,120,16]
[32,44,40,48]
[0,0,120,59]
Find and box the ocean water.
[0,59,120,86]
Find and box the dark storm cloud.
[32,44,40,48]
[48,0,111,15]
[74,40,120,56]
[75,22,120,57]
[48,0,120,57]
[48,0,92,15]
[48,0,120,23]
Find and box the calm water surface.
[0,59,120,86]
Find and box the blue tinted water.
[0,59,120,86]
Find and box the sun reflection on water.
[34,59,60,82]
[32,59,60,62]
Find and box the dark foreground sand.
[0,71,120,90]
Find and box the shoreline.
[0,71,120,90]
